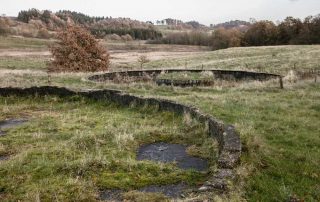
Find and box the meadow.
[1,36,319,74]
[0,36,319,201]
[0,95,217,201]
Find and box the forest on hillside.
[0,9,319,50]
[0,9,162,40]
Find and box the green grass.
[191,84,320,201]
[126,82,320,201]
[0,36,52,50]
[120,82,320,201]
[142,45,320,74]
[1,79,318,201]
[0,36,50,70]
[0,56,48,70]
[0,95,217,201]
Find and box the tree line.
[149,31,212,46]
[11,10,320,47]
[243,16,320,46]
[91,28,162,40]
[17,9,105,24]
[56,10,105,25]
[15,8,163,40]
[152,15,320,50]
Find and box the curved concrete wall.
[89,69,281,83]
[156,79,214,87]
[0,86,241,191]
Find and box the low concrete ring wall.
[156,79,214,87]
[88,69,281,83]
[0,86,241,191]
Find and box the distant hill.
[211,20,251,30]
[1,8,162,40]
[155,18,209,30]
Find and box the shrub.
[137,55,150,68]
[121,34,133,41]
[154,31,212,46]
[243,21,278,46]
[211,28,242,50]
[37,28,51,39]
[20,28,36,38]
[105,34,122,41]
[0,24,10,36]
[284,70,299,83]
[0,26,10,36]
[14,24,38,38]
[0,18,11,36]
[49,26,110,72]
[29,19,45,29]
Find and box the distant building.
[155,20,167,25]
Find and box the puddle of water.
[0,119,28,136]
[139,183,188,198]
[137,142,208,171]
[100,183,188,201]
[0,155,9,161]
[99,189,123,202]
[0,119,28,130]
[0,130,6,136]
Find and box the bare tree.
[137,55,150,69]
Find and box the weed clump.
[49,25,110,72]
[284,70,298,83]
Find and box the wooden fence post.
[279,77,284,89]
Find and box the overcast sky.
[1,0,320,25]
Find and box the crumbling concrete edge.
[88,68,281,83]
